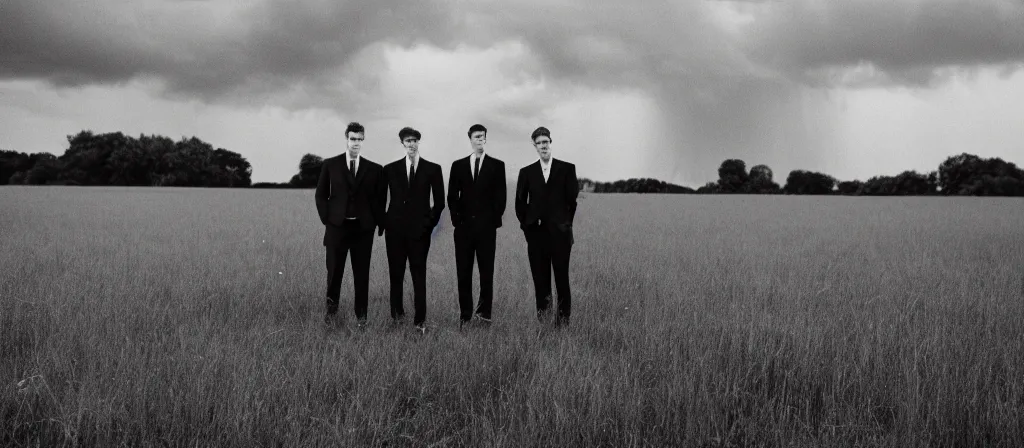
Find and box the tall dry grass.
[1,186,1022,447]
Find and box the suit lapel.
[399,160,410,192]
[411,158,424,191]
[412,158,427,190]
[343,157,356,185]
[547,159,560,186]
[532,162,545,190]
[471,155,480,185]
[485,155,496,184]
[354,158,367,187]
[478,156,486,185]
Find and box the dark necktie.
[409,158,416,183]
[350,159,355,175]
[473,156,480,181]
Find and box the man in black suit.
[515,127,579,326]
[315,122,386,328]
[448,124,507,327]
[380,127,445,333]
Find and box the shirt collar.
[539,158,552,169]
[346,152,361,165]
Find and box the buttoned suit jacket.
[382,157,445,238]
[515,158,579,242]
[314,154,385,246]
[447,154,507,232]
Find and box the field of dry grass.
[1,186,1022,447]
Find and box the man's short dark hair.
[398,127,421,141]
[467,124,487,138]
[345,122,365,138]
[531,126,551,142]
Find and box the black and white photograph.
[2,0,1023,446]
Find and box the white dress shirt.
[540,158,552,183]
[344,152,361,220]
[470,152,486,180]
[405,154,419,181]
[346,152,361,173]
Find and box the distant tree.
[696,182,720,194]
[36,130,253,187]
[23,153,63,185]
[784,170,836,195]
[106,136,151,186]
[210,148,253,187]
[144,134,180,186]
[156,137,216,186]
[747,164,781,194]
[938,153,1024,196]
[289,154,324,188]
[893,170,935,195]
[836,180,864,195]
[926,171,939,193]
[960,175,1024,196]
[584,177,693,193]
[716,159,749,193]
[8,171,25,185]
[252,182,296,189]
[0,150,32,184]
[663,181,694,194]
[748,164,772,182]
[859,176,897,195]
[837,171,938,196]
[60,131,132,185]
[938,153,983,195]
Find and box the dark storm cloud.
[467,0,1024,181]
[0,0,462,98]
[0,1,754,95]
[0,1,164,85]
[5,0,1023,96]
[453,1,796,182]
[4,0,1023,184]
[742,0,1024,86]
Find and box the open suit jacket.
[515,158,579,242]
[314,154,385,246]
[447,154,507,231]
[382,158,445,237]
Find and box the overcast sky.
[2,0,1023,186]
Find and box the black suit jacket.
[382,157,445,238]
[447,154,507,230]
[315,154,385,246]
[515,158,579,237]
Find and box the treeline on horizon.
[0,131,252,188]
[2,130,1023,196]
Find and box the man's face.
[533,135,552,162]
[469,131,486,152]
[403,136,419,159]
[346,132,364,157]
